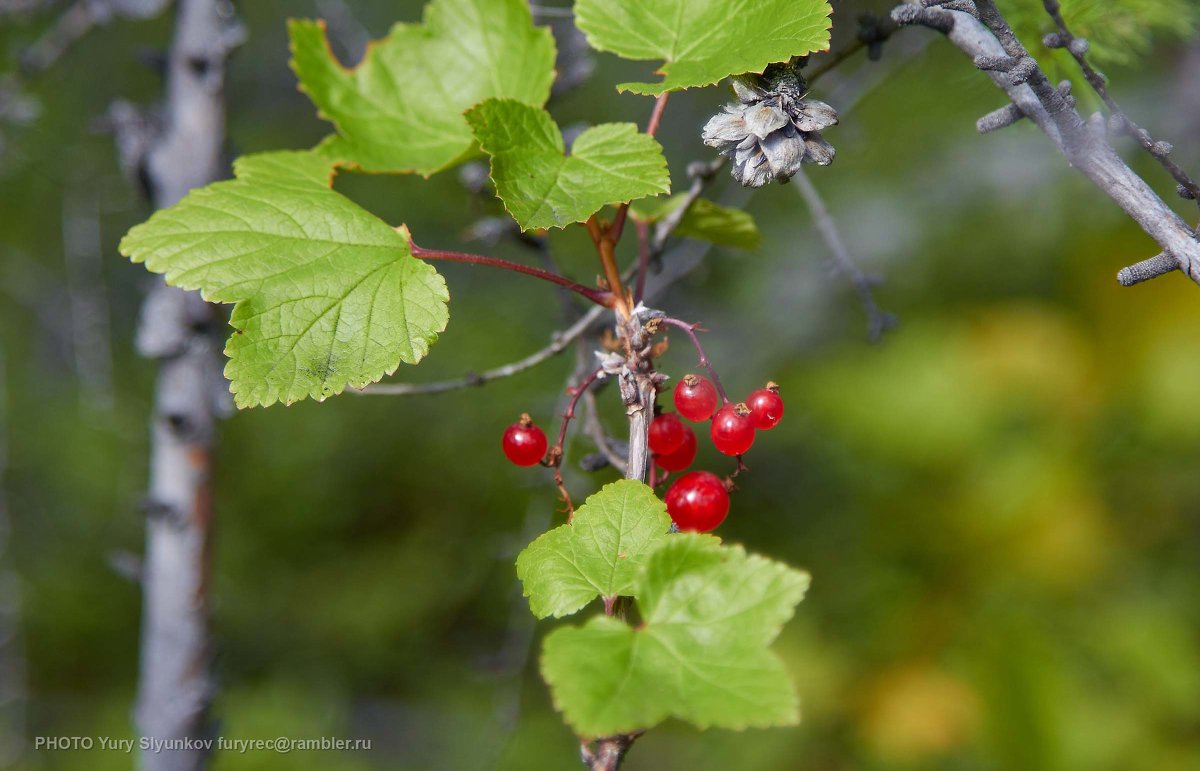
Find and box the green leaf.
[119,151,449,409]
[630,195,761,249]
[516,480,672,619]
[541,535,811,736]
[464,99,670,230]
[288,0,556,176]
[574,0,833,95]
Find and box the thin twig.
[791,169,896,342]
[546,367,604,518]
[358,304,607,396]
[652,157,728,254]
[1041,0,1200,203]
[411,241,613,307]
[806,13,902,85]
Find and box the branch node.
[977,102,1026,134]
[1152,141,1174,157]
[1007,57,1038,86]
[973,54,1017,72]
[924,0,977,16]
[1117,252,1179,287]
[891,5,955,33]
[1178,184,1197,201]
[1042,32,1065,48]
[1066,37,1089,57]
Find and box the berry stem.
[410,241,614,308]
[661,317,731,405]
[546,366,605,521]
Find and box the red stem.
[661,317,731,404]
[411,242,613,307]
[548,367,605,520]
[645,92,670,138]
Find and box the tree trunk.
[131,1,238,768]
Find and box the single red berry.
[502,414,547,467]
[746,382,784,430]
[654,424,697,472]
[648,412,688,456]
[674,374,720,422]
[710,403,756,456]
[665,471,730,532]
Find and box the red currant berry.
[746,382,784,430]
[665,471,730,532]
[654,424,697,472]
[710,403,756,456]
[648,412,688,456]
[674,374,720,422]
[502,414,547,467]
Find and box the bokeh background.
[2,0,1199,768]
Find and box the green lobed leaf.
[119,151,449,409]
[464,99,670,231]
[541,534,811,737]
[288,0,556,176]
[574,0,833,95]
[630,195,761,249]
[516,480,672,619]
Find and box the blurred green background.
[2,1,1199,769]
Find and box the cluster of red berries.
[500,378,785,535]
[653,376,784,533]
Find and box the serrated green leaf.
[516,480,672,619]
[464,99,670,230]
[541,535,811,736]
[574,0,833,95]
[119,151,449,409]
[630,195,761,249]
[289,0,556,176]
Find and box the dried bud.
[702,72,838,188]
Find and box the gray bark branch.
[893,0,1200,285]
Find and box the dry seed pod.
[702,66,838,188]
